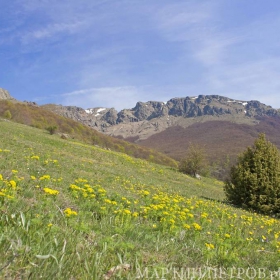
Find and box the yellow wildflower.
[40,175,51,180]
[9,180,17,189]
[205,243,215,250]
[201,212,208,218]
[123,209,131,215]
[64,208,78,217]
[193,223,202,231]
[31,155,40,160]
[43,187,59,195]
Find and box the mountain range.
[42,94,279,140]
[42,94,280,166]
[1,87,280,178]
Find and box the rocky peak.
[131,101,168,121]
[42,94,280,141]
[0,88,14,100]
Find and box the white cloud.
[21,21,85,44]
[61,86,146,111]
[155,1,216,42]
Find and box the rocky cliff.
[0,88,14,100]
[42,95,280,141]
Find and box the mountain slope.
[42,94,280,171]
[139,116,280,161]
[1,112,280,279]
[0,98,177,167]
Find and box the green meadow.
[1,118,280,279]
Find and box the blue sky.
[1,0,280,111]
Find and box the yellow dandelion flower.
[142,190,150,196]
[193,223,202,231]
[69,184,81,191]
[123,209,131,215]
[205,243,215,250]
[9,180,17,189]
[31,155,40,160]
[64,208,78,217]
[132,212,139,217]
[98,188,107,194]
[201,212,208,218]
[184,224,191,229]
[169,219,175,225]
[39,175,51,180]
[43,187,59,195]
[224,233,231,238]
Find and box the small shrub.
[4,110,12,119]
[46,125,57,135]
[224,133,280,215]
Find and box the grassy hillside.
[0,100,177,168]
[1,119,280,279]
[139,117,280,178]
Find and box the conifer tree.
[224,134,280,215]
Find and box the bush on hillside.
[224,133,280,215]
[179,143,208,177]
[46,125,57,135]
[4,110,12,119]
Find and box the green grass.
[1,118,280,279]
[0,100,178,168]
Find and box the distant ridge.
[42,94,280,141]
